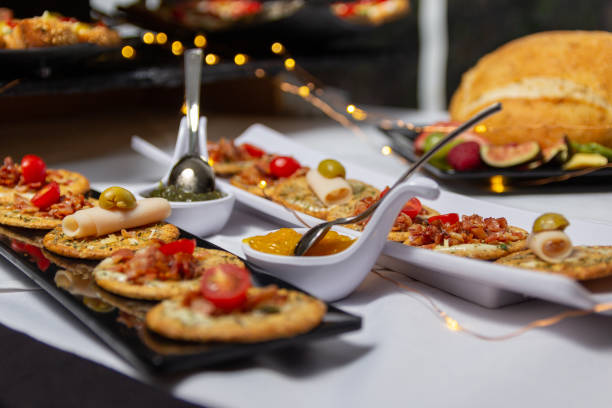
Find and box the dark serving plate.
[0,223,361,374]
[0,43,122,77]
[380,126,612,186]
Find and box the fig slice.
[480,141,541,168]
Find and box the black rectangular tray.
[0,225,361,374]
[380,126,612,185]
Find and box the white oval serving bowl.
[137,184,235,237]
[241,178,440,302]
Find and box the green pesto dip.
[147,183,224,202]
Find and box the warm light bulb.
[271,42,284,54]
[194,35,207,48]
[352,109,367,120]
[346,104,356,114]
[284,58,296,71]
[171,41,183,55]
[298,86,310,97]
[381,146,392,155]
[258,180,267,189]
[180,102,187,115]
[445,316,461,331]
[255,68,266,78]
[490,175,506,193]
[121,45,135,59]
[156,32,167,44]
[205,53,219,65]
[474,124,487,133]
[142,32,155,44]
[234,53,247,66]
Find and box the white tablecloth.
[2,111,611,408]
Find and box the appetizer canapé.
[496,212,612,280]
[43,187,179,259]
[93,238,245,300]
[146,263,326,343]
[207,139,268,176]
[0,182,95,230]
[0,155,89,204]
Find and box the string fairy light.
[142,32,155,44]
[155,32,167,44]
[373,268,612,341]
[194,34,207,48]
[121,45,135,59]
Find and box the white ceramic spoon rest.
[242,178,440,302]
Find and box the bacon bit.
[111,248,134,263]
[43,193,93,219]
[406,214,526,247]
[207,138,257,163]
[0,157,20,187]
[112,244,199,284]
[120,229,136,239]
[353,194,416,231]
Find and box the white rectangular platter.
[217,124,612,310]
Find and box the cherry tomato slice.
[428,213,460,225]
[201,264,251,310]
[400,197,422,219]
[242,143,265,158]
[21,154,47,184]
[31,182,60,210]
[269,156,301,178]
[159,238,196,256]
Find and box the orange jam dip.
[243,228,355,256]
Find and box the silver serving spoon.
[293,102,502,256]
[168,49,215,193]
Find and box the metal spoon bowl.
[293,102,503,256]
[167,48,215,194]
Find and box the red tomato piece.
[242,143,265,158]
[159,238,196,256]
[400,197,422,219]
[21,154,47,184]
[379,186,390,198]
[428,213,460,225]
[269,156,301,178]
[31,182,60,210]
[201,264,252,310]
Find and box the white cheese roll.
[62,198,171,238]
[306,168,352,207]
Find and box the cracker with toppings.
[42,222,179,260]
[495,246,612,280]
[0,159,90,205]
[403,215,528,260]
[0,195,96,230]
[270,176,379,219]
[94,247,244,300]
[146,286,327,343]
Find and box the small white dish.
[241,178,440,302]
[137,185,235,237]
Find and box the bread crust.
[449,31,612,148]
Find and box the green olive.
[318,159,346,179]
[99,186,137,210]
[532,213,570,233]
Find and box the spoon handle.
[346,102,502,224]
[185,49,203,155]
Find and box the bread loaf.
[449,31,612,148]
